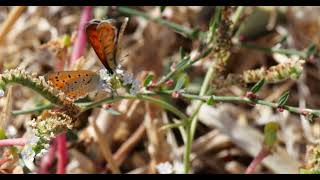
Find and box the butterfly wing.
[86,19,118,74]
[45,70,101,100]
[86,20,108,68]
[96,20,118,73]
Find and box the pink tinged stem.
[56,133,68,174]
[55,52,66,71]
[70,6,93,66]
[0,157,9,166]
[0,138,26,147]
[38,140,57,174]
[245,148,270,174]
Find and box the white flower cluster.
[155,161,184,174]
[98,68,113,93]
[21,134,43,170]
[98,66,140,95]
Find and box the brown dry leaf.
[144,102,172,173]
[0,86,13,129]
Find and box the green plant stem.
[183,58,218,173]
[238,42,308,58]
[181,94,320,115]
[12,104,54,115]
[231,6,244,32]
[82,94,188,122]
[14,92,320,119]
[117,6,197,39]
[155,47,213,87]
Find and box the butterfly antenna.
[119,53,130,64]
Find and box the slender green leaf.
[143,74,154,87]
[174,75,186,91]
[207,96,215,105]
[190,28,201,39]
[250,79,265,93]
[104,108,122,116]
[208,6,222,43]
[306,43,317,57]
[179,47,185,59]
[175,58,189,71]
[277,91,290,106]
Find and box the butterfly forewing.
[86,21,109,70]
[45,70,101,100]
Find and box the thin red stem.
[56,133,68,174]
[70,6,93,66]
[245,148,270,174]
[53,6,92,175]
[38,140,57,174]
[0,157,9,166]
[0,138,26,147]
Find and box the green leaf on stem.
[174,75,186,91]
[306,43,317,57]
[104,108,122,116]
[207,96,215,105]
[250,79,265,94]
[0,128,6,140]
[179,47,186,59]
[277,91,290,107]
[307,113,316,122]
[143,74,154,87]
[175,58,189,71]
[263,122,279,149]
[190,28,201,39]
[208,6,222,43]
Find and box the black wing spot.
[86,74,88,76]
[68,75,71,78]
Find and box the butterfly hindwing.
[97,20,118,72]
[45,70,101,100]
[115,17,128,62]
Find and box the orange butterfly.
[45,18,129,100]
[85,18,128,74]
